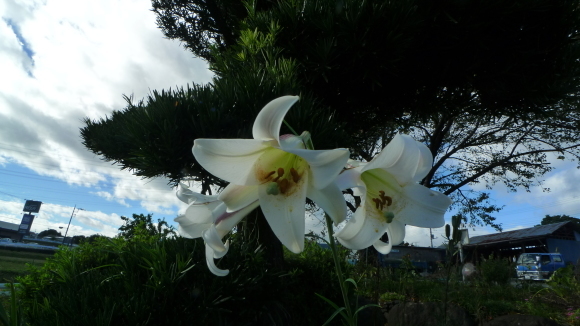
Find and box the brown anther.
[278,179,289,194]
[264,170,276,179]
[372,198,380,210]
[379,190,385,196]
[290,168,300,183]
[277,167,285,177]
[384,196,393,207]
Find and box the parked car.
[515,253,566,281]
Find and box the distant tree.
[85,234,110,244]
[118,214,175,241]
[71,235,86,245]
[539,214,580,233]
[37,229,62,239]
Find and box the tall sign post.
[20,200,42,240]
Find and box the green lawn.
[0,249,53,282]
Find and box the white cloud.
[0,0,213,235]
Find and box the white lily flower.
[175,183,259,276]
[192,96,350,254]
[335,134,452,254]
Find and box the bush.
[478,254,513,285]
[18,235,346,326]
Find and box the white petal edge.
[335,201,390,250]
[252,96,299,144]
[258,171,308,253]
[335,167,366,196]
[202,226,228,257]
[284,147,350,189]
[205,245,229,277]
[218,184,259,213]
[396,184,451,228]
[306,182,348,225]
[363,134,432,185]
[214,200,260,237]
[373,220,406,254]
[176,183,219,204]
[176,223,211,239]
[193,138,272,186]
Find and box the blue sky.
[1,0,580,245]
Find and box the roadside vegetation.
[0,222,576,325]
[0,250,53,283]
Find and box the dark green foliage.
[478,254,514,285]
[36,229,62,239]
[539,214,580,233]
[118,213,175,240]
[17,236,346,326]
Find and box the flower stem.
[325,213,354,325]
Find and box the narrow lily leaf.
[396,184,451,228]
[285,147,350,189]
[354,304,381,316]
[258,172,308,254]
[252,96,299,143]
[193,138,272,186]
[344,278,358,289]
[306,183,347,225]
[315,293,349,325]
[218,184,259,213]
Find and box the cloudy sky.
[1,0,580,246]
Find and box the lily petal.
[252,96,299,144]
[396,184,451,228]
[335,167,366,196]
[258,171,309,253]
[176,183,219,204]
[284,147,350,189]
[193,138,273,185]
[202,226,228,258]
[335,204,390,250]
[205,245,229,277]
[214,201,260,237]
[174,200,217,238]
[218,184,259,213]
[373,219,406,254]
[306,182,348,225]
[176,222,212,239]
[363,134,432,185]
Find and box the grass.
[0,249,53,283]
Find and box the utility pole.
[62,205,83,245]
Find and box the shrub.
[478,254,513,285]
[18,235,346,326]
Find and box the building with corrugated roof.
[0,221,19,240]
[463,221,580,264]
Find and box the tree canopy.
[539,214,580,233]
[81,0,580,229]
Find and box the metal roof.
[465,221,572,246]
[0,221,19,231]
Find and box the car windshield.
[517,254,537,264]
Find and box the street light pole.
[62,205,83,245]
